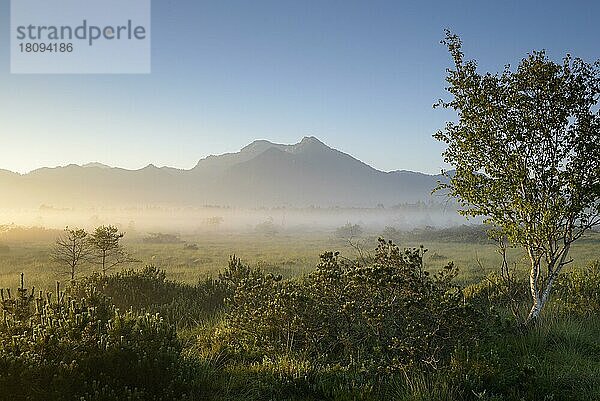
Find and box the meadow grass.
[1,230,598,291]
[1,227,599,400]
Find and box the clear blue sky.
[0,0,598,174]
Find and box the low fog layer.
[0,204,467,235]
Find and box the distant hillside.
[0,137,449,208]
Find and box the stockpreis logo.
[11,0,151,74]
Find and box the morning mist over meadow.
[0,1,599,400]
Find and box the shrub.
[381,226,402,242]
[464,273,530,320]
[553,260,600,316]
[223,239,480,372]
[70,265,227,328]
[334,223,363,239]
[0,276,194,400]
[255,220,279,236]
[143,232,183,244]
[409,225,491,244]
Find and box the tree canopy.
[435,31,600,323]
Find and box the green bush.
[70,265,227,328]
[464,272,530,324]
[554,260,600,316]
[334,223,363,239]
[222,239,480,372]
[0,277,195,400]
[407,225,491,244]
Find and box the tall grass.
[0,234,599,400]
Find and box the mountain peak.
[292,136,330,153]
[299,136,323,145]
[240,139,279,153]
[141,163,159,170]
[82,162,111,169]
[0,136,442,208]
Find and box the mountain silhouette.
[0,137,448,208]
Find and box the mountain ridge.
[0,137,449,208]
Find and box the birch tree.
[435,31,600,324]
